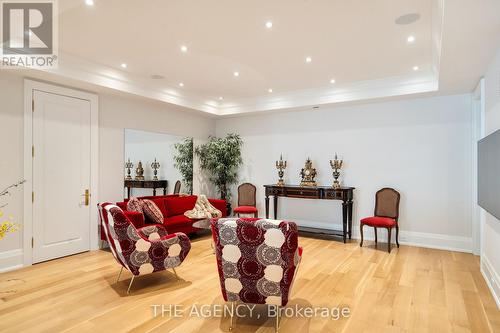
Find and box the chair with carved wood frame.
[360,188,401,253]
[233,183,258,218]
[173,180,181,195]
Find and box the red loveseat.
[105,195,227,238]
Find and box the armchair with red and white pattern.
[98,202,191,293]
[211,217,302,332]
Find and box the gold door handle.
[84,189,90,206]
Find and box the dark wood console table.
[125,180,168,198]
[264,185,355,243]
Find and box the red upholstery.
[164,195,197,217]
[360,216,396,227]
[151,198,168,217]
[233,205,258,214]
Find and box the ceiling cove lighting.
[407,35,416,43]
[305,57,312,63]
[180,45,188,53]
[120,63,127,68]
[265,21,273,29]
[85,0,94,6]
[413,66,419,71]
[233,71,240,77]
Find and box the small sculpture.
[125,159,134,180]
[300,158,317,187]
[275,154,287,186]
[135,161,145,181]
[330,153,343,189]
[151,158,160,181]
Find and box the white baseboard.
[294,219,473,253]
[481,255,500,309]
[0,249,24,273]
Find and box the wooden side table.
[124,180,168,198]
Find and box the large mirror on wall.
[124,129,193,198]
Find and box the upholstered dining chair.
[211,217,302,332]
[98,202,191,293]
[173,180,181,195]
[360,188,401,253]
[233,183,258,217]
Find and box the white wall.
[216,94,474,251]
[0,72,216,271]
[124,129,186,196]
[480,48,500,307]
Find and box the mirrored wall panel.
[124,129,193,198]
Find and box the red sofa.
[108,195,227,237]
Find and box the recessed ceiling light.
[265,21,273,29]
[233,71,240,77]
[305,57,312,63]
[85,0,94,6]
[218,96,224,101]
[180,45,188,53]
[413,66,419,71]
[407,36,416,43]
[330,79,336,84]
[120,63,127,68]
[178,82,184,87]
[268,88,273,93]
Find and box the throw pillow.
[142,199,164,225]
[127,197,143,213]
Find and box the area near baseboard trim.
[294,219,473,253]
[481,255,500,309]
[0,249,24,273]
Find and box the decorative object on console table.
[299,158,317,187]
[124,180,168,198]
[151,158,160,181]
[125,159,134,180]
[329,153,343,189]
[275,154,287,186]
[135,161,145,181]
[264,184,355,243]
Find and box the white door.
[32,90,91,263]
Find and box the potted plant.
[173,137,194,194]
[195,133,243,215]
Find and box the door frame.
[23,79,99,266]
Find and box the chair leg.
[127,276,135,294]
[387,228,392,253]
[229,301,235,331]
[172,267,179,280]
[396,226,400,248]
[275,305,280,332]
[374,227,378,244]
[360,223,364,247]
[254,212,258,218]
[116,267,124,283]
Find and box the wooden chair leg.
[396,226,400,248]
[374,227,378,244]
[254,212,258,218]
[360,223,364,247]
[387,227,392,253]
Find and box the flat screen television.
[478,129,500,220]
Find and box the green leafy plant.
[173,137,194,194]
[195,133,243,202]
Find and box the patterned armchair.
[98,203,191,293]
[211,217,302,332]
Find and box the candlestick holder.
[275,154,287,186]
[329,153,343,189]
[125,159,134,180]
[135,161,145,181]
[151,158,160,181]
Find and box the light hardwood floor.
[1,235,499,333]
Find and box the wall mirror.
[124,129,193,198]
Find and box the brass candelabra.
[275,154,287,186]
[151,158,160,181]
[329,153,343,189]
[125,159,134,180]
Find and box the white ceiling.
[21,0,500,115]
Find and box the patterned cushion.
[211,218,301,307]
[142,199,164,225]
[98,203,191,276]
[127,197,143,213]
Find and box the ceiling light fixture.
[218,97,224,101]
[265,21,273,29]
[305,57,312,63]
[85,0,94,6]
[407,35,415,43]
[179,82,184,87]
[233,71,240,77]
[268,88,273,93]
[120,63,127,68]
[413,66,419,71]
[330,79,336,84]
[180,45,188,53]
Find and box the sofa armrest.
[209,198,227,217]
[124,211,145,228]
